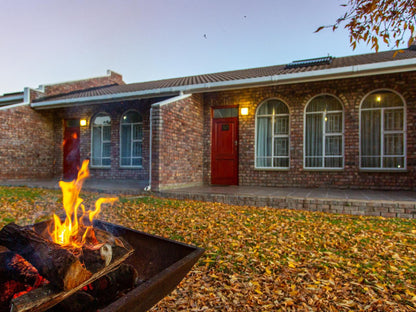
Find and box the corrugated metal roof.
[33,49,416,103]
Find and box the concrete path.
[159,185,416,202]
[0,179,415,202]
[0,179,148,195]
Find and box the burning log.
[49,263,139,312]
[0,250,48,312]
[88,263,139,305]
[0,280,26,312]
[6,222,134,312]
[48,291,96,312]
[10,248,134,312]
[0,251,41,286]
[0,223,92,291]
[80,244,112,272]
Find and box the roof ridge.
[31,47,416,106]
[122,48,407,88]
[33,83,119,103]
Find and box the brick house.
[1,48,416,191]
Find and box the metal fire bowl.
[32,219,204,312]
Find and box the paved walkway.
[157,185,416,219]
[0,179,148,195]
[159,185,416,202]
[1,179,415,202]
[0,180,415,218]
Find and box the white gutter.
[144,93,192,191]
[0,88,30,111]
[31,89,181,110]
[0,94,23,103]
[31,57,416,110]
[144,106,153,192]
[151,92,191,107]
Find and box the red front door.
[63,120,80,180]
[211,117,238,185]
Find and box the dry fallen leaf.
[0,187,416,311]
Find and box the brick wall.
[152,95,205,190]
[158,190,416,219]
[204,71,416,190]
[52,98,164,181]
[31,70,124,101]
[0,105,56,180]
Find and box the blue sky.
[0,0,397,94]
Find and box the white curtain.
[121,124,131,166]
[92,126,102,166]
[361,110,381,168]
[305,113,323,167]
[256,117,272,167]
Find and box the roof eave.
[31,58,416,110]
[0,94,24,106]
[31,90,181,110]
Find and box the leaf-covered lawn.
[0,187,416,311]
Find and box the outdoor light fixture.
[376,96,381,102]
[80,119,87,126]
[240,107,249,115]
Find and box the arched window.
[120,111,143,167]
[255,99,290,168]
[304,95,343,169]
[360,90,406,169]
[91,113,111,167]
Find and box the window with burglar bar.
[304,95,344,169]
[360,91,406,170]
[255,99,290,169]
[91,113,111,167]
[120,111,143,168]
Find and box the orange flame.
[51,159,118,248]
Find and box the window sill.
[119,166,143,169]
[90,166,111,169]
[254,167,290,171]
[359,168,408,173]
[303,168,344,172]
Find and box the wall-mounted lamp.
[80,119,87,127]
[240,107,249,116]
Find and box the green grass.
[0,188,415,311]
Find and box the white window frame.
[255,98,290,169]
[359,89,407,171]
[90,113,111,168]
[303,94,344,170]
[120,110,143,168]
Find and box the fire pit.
[91,220,204,312]
[36,218,203,312]
[0,219,203,312]
[0,160,204,311]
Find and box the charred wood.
[0,280,26,311]
[0,251,42,286]
[0,223,91,291]
[48,291,96,312]
[79,244,112,272]
[88,263,139,307]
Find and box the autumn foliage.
[1,187,416,311]
[316,0,416,52]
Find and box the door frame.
[210,106,239,185]
[63,119,81,180]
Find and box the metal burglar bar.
[304,95,344,169]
